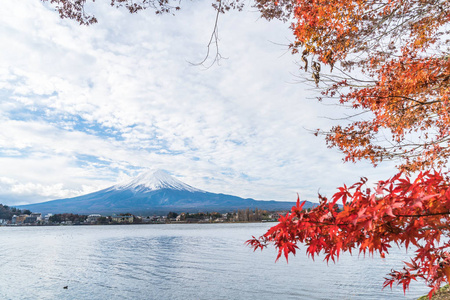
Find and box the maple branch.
[354,94,442,106]
[395,212,450,218]
[292,212,450,230]
[188,0,225,68]
[318,110,370,121]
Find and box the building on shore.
[44,213,53,223]
[111,214,134,223]
[24,216,38,224]
[12,214,29,225]
[30,213,42,221]
[86,214,102,223]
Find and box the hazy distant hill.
[18,170,315,215]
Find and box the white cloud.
[0,0,399,206]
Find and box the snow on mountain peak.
[114,169,203,193]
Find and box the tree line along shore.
[0,204,285,226]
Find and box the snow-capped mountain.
[18,170,314,215]
[113,169,203,193]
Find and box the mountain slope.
[18,170,314,215]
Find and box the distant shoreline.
[0,220,279,227]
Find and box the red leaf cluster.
[247,171,450,298]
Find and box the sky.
[0,0,398,206]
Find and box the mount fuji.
[18,170,314,215]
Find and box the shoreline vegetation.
[418,285,450,300]
[0,204,286,226]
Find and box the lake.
[0,223,431,299]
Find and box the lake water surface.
[0,223,431,299]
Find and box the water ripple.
[0,224,431,300]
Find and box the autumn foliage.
[256,0,450,172]
[41,0,184,25]
[245,1,450,297]
[247,171,450,297]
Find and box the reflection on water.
[0,223,430,299]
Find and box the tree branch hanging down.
[41,0,245,66]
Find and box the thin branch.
[188,0,225,68]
